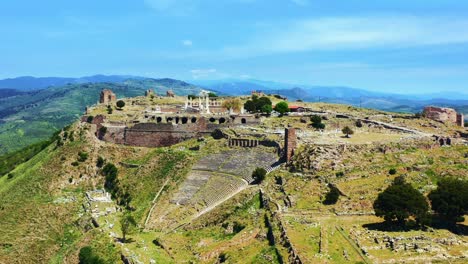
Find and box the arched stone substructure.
[241,118,247,124]
[191,117,197,123]
[219,117,226,124]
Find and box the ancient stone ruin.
[99,89,116,105]
[423,106,464,127]
[166,90,175,97]
[145,89,155,97]
[284,127,297,162]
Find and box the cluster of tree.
[310,115,325,129]
[374,176,468,227]
[244,95,273,114]
[120,211,137,243]
[102,162,132,208]
[274,101,289,115]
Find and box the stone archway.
[219,117,226,124]
[191,117,197,123]
[182,117,188,124]
[241,118,247,124]
[156,117,162,123]
[209,117,216,123]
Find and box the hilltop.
[0,78,206,154]
[0,90,466,263]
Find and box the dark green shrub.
[429,178,468,223]
[86,116,94,123]
[71,161,79,167]
[116,100,125,109]
[78,151,89,162]
[274,101,289,115]
[252,168,267,184]
[355,120,363,127]
[7,173,14,179]
[373,176,429,226]
[323,186,340,205]
[78,246,105,264]
[96,156,105,168]
[389,168,397,175]
[335,171,344,177]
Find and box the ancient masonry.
[423,106,464,127]
[228,138,259,147]
[284,127,297,162]
[99,89,116,104]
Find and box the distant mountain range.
[194,79,468,116]
[0,75,143,91]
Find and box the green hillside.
[0,78,205,154]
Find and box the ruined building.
[99,89,116,105]
[145,89,155,97]
[423,106,464,127]
[284,127,297,162]
[166,90,175,97]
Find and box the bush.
[355,120,363,127]
[429,178,468,223]
[261,104,273,114]
[120,212,137,243]
[310,115,325,130]
[388,168,397,175]
[244,96,272,114]
[373,176,429,226]
[86,116,94,123]
[342,126,354,137]
[71,161,79,167]
[96,156,105,168]
[208,92,217,97]
[335,171,344,177]
[102,163,118,194]
[107,108,113,114]
[78,246,105,264]
[116,100,125,109]
[99,126,107,135]
[252,167,267,184]
[323,186,340,205]
[274,101,289,115]
[78,151,89,162]
[7,173,14,179]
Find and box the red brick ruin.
[99,89,116,104]
[423,106,464,127]
[284,127,297,162]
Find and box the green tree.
[78,246,105,264]
[255,97,272,112]
[342,126,354,138]
[116,100,125,109]
[120,212,137,243]
[96,156,105,168]
[373,176,430,226]
[261,104,273,114]
[244,100,256,112]
[429,178,468,223]
[355,120,363,127]
[208,92,217,97]
[274,101,289,115]
[310,115,325,130]
[252,167,267,184]
[86,116,94,123]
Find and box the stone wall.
[228,138,259,147]
[423,106,460,126]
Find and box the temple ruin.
[99,89,116,105]
[423,106,464,127]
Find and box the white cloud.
[182,40,193,46]
[190,68,217,79]
[183,15,468,60]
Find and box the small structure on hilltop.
[251,90,265,97]
[145,89,155,97]
[184,90,224,114]
[99,89,116,105]
[166,90,175,97]
[423,106,464,127]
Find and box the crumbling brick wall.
[284,128,297,162]
[423,106,458,125]
[99,89,116,104]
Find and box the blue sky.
[1,0,468,94]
